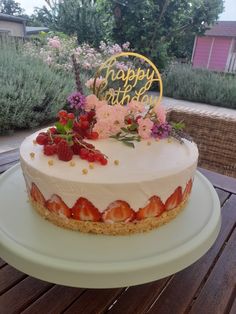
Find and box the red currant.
[67,113,75,120]
[90,131,99,140]
[87,152,95,162]
[81,121,89,129]
[58,110,68,118]
[100,157,108,165]
[80,114,88,121]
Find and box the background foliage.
[163,64,236,109]
[0,40,75,134]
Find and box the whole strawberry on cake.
[20,89,198,235]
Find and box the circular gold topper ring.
[93,52,163,108]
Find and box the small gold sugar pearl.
[168,138,172,143]
[147,141,151,146]
[30,152,35,159]
[114,159,119,166]
[70,161,76,167]
[33,140,37,145]
[89,163,94,169]
[82,168,88,175]
[48,160,54,166]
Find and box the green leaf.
[64,119,73,132]
[121,127,129,133]
[55,122,66,134]
[129,123,138,131]
[122,141,135,148]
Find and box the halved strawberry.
[183,179,193,200]
[30,183,46,206]
[102,200,135,223]
[46,194,71,218]
[72,197,101,222]
[136,196,165,220]
[165,186,182,211]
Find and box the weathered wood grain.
[0,277,53,314]
[189,218,236,314]
[147,193,235,314]
[21,285,85,314]
[0,265,26,295]
[64,288,124,314]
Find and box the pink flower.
[127,100,145,115]
[153,105,166,124]
[48,36,61,49]
[85,94,107,112]
[137,117,154,139]
[93,104,127,138]
[85,77,104,90]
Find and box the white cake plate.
[0,164,221,288]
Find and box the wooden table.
[0,149,236,314]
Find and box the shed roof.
[205,21,236,37]
[0,13,25,23]
[26,26,49,35]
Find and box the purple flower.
[151,122,172,139]
[67,92,86,110]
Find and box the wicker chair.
[167,108,236,178]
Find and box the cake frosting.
[21,130,198,212]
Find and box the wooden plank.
[229,296,236,314]
[0,259,6,268]
[0,277,53,314]
[189,225,236,314]
[0,160,19,174]
[199,167,236,194]
[21,285,85,314]
[107,278,171,314]
[64,288,124,314]
[0,149,19,165]
[147,194,236,314]
[0,265,26,295]
[215,188,230,205]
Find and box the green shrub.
[0,41,75,134]
[163,64,236,109]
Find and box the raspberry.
[57,140,73,161]
[72,143,82,155]
[44,144,57,156]
[54,136,62,144]
[36,133,48,145]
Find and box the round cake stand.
[0,164,221,288]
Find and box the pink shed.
[192,21,236,73]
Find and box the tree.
[0,0,24,16]
[32,0,104,46]
[98,0,224,68]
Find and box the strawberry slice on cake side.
[72,197,101,222]
[165,186,183,211]
[46,194,71,218]
[136,196,165,220]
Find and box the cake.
[20,52,198,235]
[20,99,198,235]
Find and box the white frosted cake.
[20,103,198,235]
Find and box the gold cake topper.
[93,52,162,108]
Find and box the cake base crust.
[30,198,188,235]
